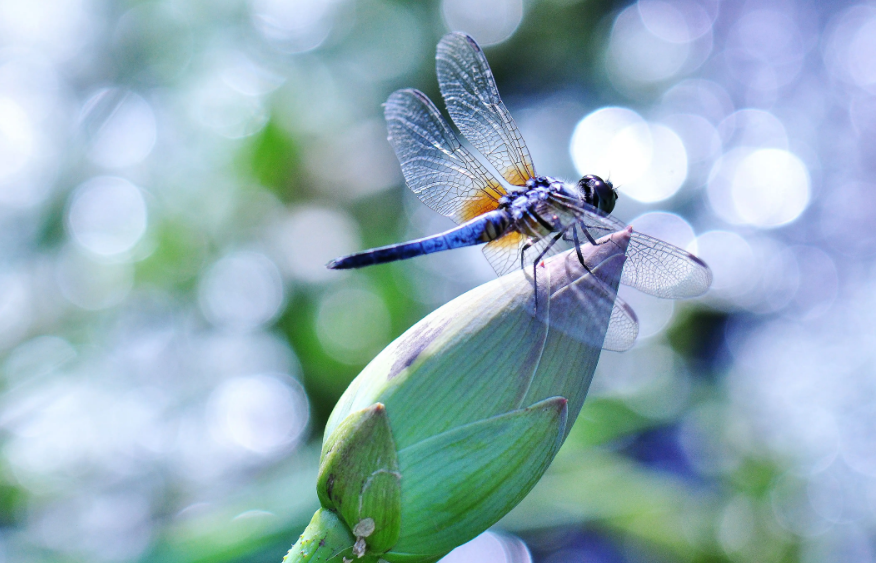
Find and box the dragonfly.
[328,32,711,351]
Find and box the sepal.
[317,403,402,555]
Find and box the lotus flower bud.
[285,228,632,563]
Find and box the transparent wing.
[546,243,640,351]
[385,88,505,225]
[485,228,639,351]
[603,296,638,352]
[552,288,639,352]
[551,199,712,299]
[622,231,712,298]
[482,230,563,277]
[436,32,536,187]
[543,243,632,350]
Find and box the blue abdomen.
[327,211,510,269]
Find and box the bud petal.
[391,396,568,559]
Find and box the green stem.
[284,508,356,563]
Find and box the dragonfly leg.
[529,210,556,232]
[534,230,566,264]
[580,225,600,246]
[529,230,567,309]
[519,214,545,270]
[519,237,541,307]
[518,238,539,307]
[572,225,595,276]
[520,237,535,271]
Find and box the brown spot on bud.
[388,318,450,379]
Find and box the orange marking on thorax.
[490,230,523,248]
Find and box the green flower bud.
[286,229,631,563]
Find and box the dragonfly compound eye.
[576,174,616,214]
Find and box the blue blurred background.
[1,0,875,561]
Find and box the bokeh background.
[1,0,875,561]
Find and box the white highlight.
[441,0,523,46]
[708,148,810,228]
[0,97,34,182]
[84,90,157,169]
[731,149,810,228]
[439,531,531,563]
[252,0,338,53]
[67,176,148,257]
[316,286,390,364]
[199,251,285,331]
[207,374,309,454]
[570,107,687,203]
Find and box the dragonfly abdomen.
[327,210,511,270]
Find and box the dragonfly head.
[578,174,618,214]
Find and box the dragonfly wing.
[623,230,713,298]
[561,201,712,298]
[546,259,620,349]
[436,32,536,187]
[482,232,525,276]
[543,243,639,351]
[385,88,505,225]
[483,229,563,277]
[603,295,639,352]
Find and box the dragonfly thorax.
[494,176,567,225]
[504,194,535,220]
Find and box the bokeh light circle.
[718,108,788,150]
[708,148,810,227]
[823,5,876,93]
[199,251,285,331]
[189,75,268,139]
[617,285,675,340]
[570,107,687,202]
[724,9,805,93]
[56,246,135,310]
[251,0,337,53]
[660,113,722,168]
[316,286,390,364]
[630,211,696,252]
[206,373,309,455]
[693,230,756,300]
[82,89,156,169]
[0,97,34,182]
[731,149,810,228]
[269,205,361,284]
[67,176,148,257]
[441,0,523,46]
[606,5,690,86]
[0,271,33,349]
[571,107,645,178]
[661,79,735,124]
